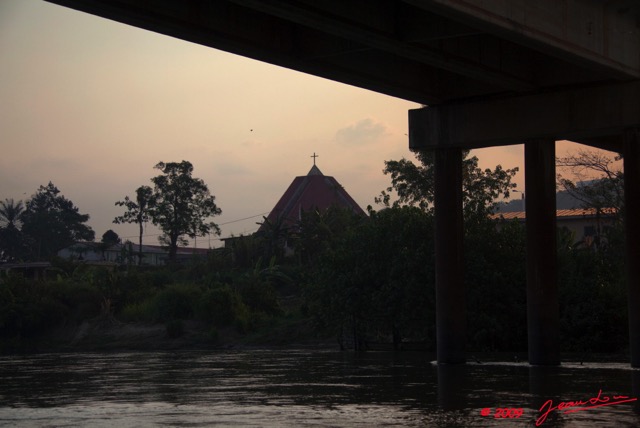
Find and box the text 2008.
[480,407,524,418]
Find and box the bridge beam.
[406,0,640,80]
[409,81,640,152]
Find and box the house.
[0,262,55,282]
[58,242,211,266]
[493,189,618,244]
[490,208,617,245]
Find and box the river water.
[1,350,639,427]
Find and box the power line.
[219,212,269,226]
[116,211,269,240]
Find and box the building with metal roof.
[258,163,366,232]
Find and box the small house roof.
[490,207,617,221]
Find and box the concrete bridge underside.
[46,0,640,366]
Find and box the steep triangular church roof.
[260,163,367,230]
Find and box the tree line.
[0,160,221,264]
[0,182,95,261]
[0,150,628,355]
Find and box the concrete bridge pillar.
[525,140,560,366]
[624,129,640,368]
[434,147,465,364]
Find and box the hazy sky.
[1,0,587,248]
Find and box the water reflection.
[0,351,639,427]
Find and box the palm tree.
[257,215,289,262]
[0,198,25,230]
[0,198,25,260]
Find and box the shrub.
[237,280,281,316]
[51,280,102,323]
[138,268,175,288]
[208,327,219,343]
[196,286,239,326]
[0,278,67,341]
[119,300,154,322]
[150,283,203,322]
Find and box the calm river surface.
[1,350,639,427]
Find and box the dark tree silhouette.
[149,161,221,262]
[556,149,624,219]
[375,149,519,223]
[114,186,153,265]
[21,182,95,260]
[101,229,121,246]
[0,198,26,260]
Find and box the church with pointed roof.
[221,155,367,252]
[258,156,367,232]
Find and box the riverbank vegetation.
[0,207,627,355]
[0,150,629,356]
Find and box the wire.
[219,212,269,226]
[117,211,269,240]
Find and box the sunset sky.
[1,0,589,248]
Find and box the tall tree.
[0,198,26,260]
[114,185,153,265]
[556,149,624,219]
[149,161,221,262]
[21,182,95,260]
[375,149,518,223]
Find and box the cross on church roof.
[311,152,319,166]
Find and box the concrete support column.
[434,147,465,364]
[624,129,640,368]
[525,140,560,366]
